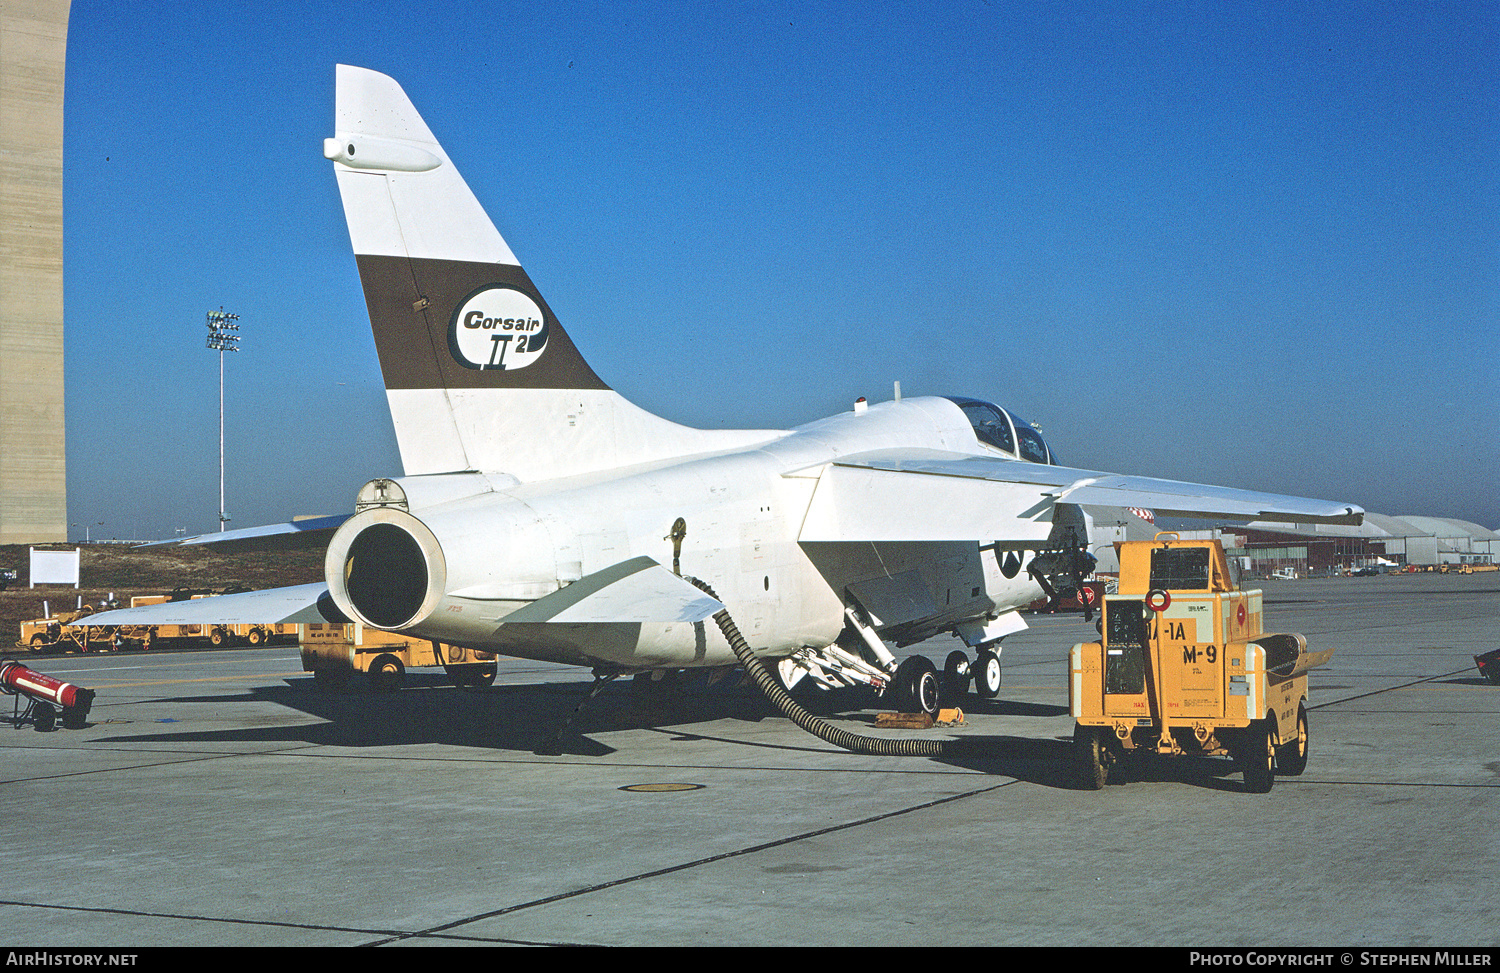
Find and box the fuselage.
[323,396,1053,671]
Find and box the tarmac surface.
[2,573,1495,948]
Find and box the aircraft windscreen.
[947,398,1014,453]
[1008,411,1050,465]
[944,397,1053,464]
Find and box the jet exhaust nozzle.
[325,508,447,630]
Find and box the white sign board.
[30,547,80,588]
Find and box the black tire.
[209,629,226,647]
[973,649,1002,699]
[943,650,970,697]
[247,628,265,646]
[447,663,496,689]
[368,654,405,692]
[1278,702,1309,776]
[893,655,941,717]
[1075,723,1109,790]
[1238,716,1276,793]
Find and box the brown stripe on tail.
[356,254,610,392]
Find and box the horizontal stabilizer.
[78,583,344,627]
[499,557,724,625]
[798,450,1363,542]
[138,515,351,551]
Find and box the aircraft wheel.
[973,649,1002,699]
[1277,702,1309,776]
[943,650,970,697]
[1237,716,1276,793]
[1074,723,1110,790]
[447,663,496,689]
[893,655,941,717]
[368,654,405,692]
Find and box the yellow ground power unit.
[1069,534,1333,792]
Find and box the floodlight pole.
[205,309,241,533]
[219,347,225,530]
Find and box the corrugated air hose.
[686,576,975,757]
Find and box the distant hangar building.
[0,1,69,543]
[1198,515,1497,577]
[1084,509,1498,579]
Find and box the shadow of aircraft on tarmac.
[86,669,1251,792]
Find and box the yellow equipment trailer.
[1069,534,1333,793]
[125,593,296,649]
[299,623,497,691]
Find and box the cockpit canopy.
[944,396,1055,465]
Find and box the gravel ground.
[1,541,324,649]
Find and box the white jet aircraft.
[86,65,1363,718]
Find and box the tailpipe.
[324,507,448,630]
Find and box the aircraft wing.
[136,515,351,550]
[499,557,725,625]
[76,583,345,627]
[797,449,1363,542]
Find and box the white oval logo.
[449,286,549,370]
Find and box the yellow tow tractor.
[1069,533,1333,793]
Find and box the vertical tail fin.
[326,65,775,480]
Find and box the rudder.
[326,65,780,482]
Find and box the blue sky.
[62,1,1498,540]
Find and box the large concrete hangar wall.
[0,0,68,543]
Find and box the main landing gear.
[939,645,1002,700]
[769,605,1020,719]
[886,641,1004,715]
[890,655,942,716]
